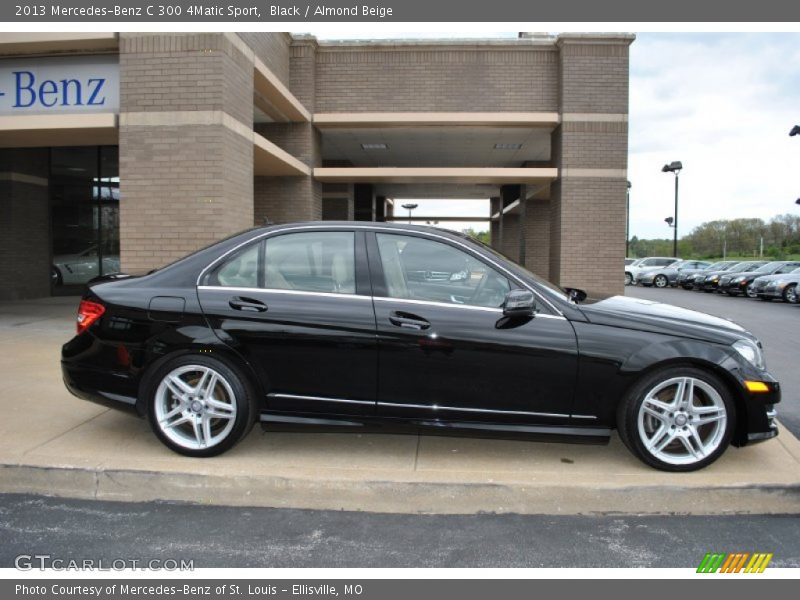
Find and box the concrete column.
[0,149,50,300]
[119,33,254,274]
[550,34,633,297]
[489,196,500,248]
[499,185,520,261]
[253,36,321,224]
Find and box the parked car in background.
[625,257,681,286]
[636,260,711,288]
[721,261,800,297]
[751,266,800,302]
[676,261,738,290]
[716,261,769,296]
[625,258,636,266]
[695,261,763,292]
[61,222,780,471]
[52,246,121,286]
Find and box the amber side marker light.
[77,300,105,335]
[744,381,770,393]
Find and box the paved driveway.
[626,286,800,437]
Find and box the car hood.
[755,272,800,283]
[580,295,749,343]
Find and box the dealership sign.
[0,55,119,115]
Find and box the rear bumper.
[61,333,142,416]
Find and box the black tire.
[616,366,736,472]
[654,274,668,288]
[146,354,257,457]
[782,284,797,304]
[624,272,633,286]
[51,266,63,287]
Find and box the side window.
[264,231,355,294]
[641,259,656,266]
[210,243,260,288]
[376,233,511,308]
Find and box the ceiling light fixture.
[494,143,523,150]
[361,143,388,150]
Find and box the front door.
[368,231,579,424]
[198,229,377,415]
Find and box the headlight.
[731,276,745,283]
[710,276,719,282]
[733,339,766,370]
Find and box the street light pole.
[401,203,418,224]
[662,161,683,258]
[626,181,631,258]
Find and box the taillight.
[77,300,105,335]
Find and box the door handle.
[389,311,430,330]
[229,296,268,313]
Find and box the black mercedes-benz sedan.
[62,222,780,471]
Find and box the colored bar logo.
[697,552,773,573]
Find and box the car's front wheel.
[782,284,797,304]
[617,367,735,471]
[746,285,758,298]
[147,355,257,457]
[654,274,668,288]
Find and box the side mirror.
[503,289,536,317]
[565,287,587,303]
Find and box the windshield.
[705,262,729,270]
[754,262,779,273]
[727,262,759,273]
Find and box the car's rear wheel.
[624,272,633,286]
[617,367,735,472]
[147,355,256,457]
[782,284,797,304]
[654,274,668,288]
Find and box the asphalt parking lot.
[626,285,800,437]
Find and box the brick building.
[0,32,634,300]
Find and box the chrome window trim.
[268,393,374,405]
[198,285,372,301]
[198,285,566,319]
[195,224,565,317]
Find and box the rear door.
[197,229,378,415]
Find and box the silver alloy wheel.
[154,365,237,451]
[785,285,797,304]
[654,274,668,288]
[746,284,757,298]
[637,376,727,466]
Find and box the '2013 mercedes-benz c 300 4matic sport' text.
[62,222,780,471]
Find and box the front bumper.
[759,283,789,298]
[748,407,779,442]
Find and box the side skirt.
[259,411,611,445]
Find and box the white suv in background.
[625,257,681,286]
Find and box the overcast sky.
[300,31,800,237]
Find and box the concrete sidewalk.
[2,297,800,515]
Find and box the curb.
[3,463,800,515]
